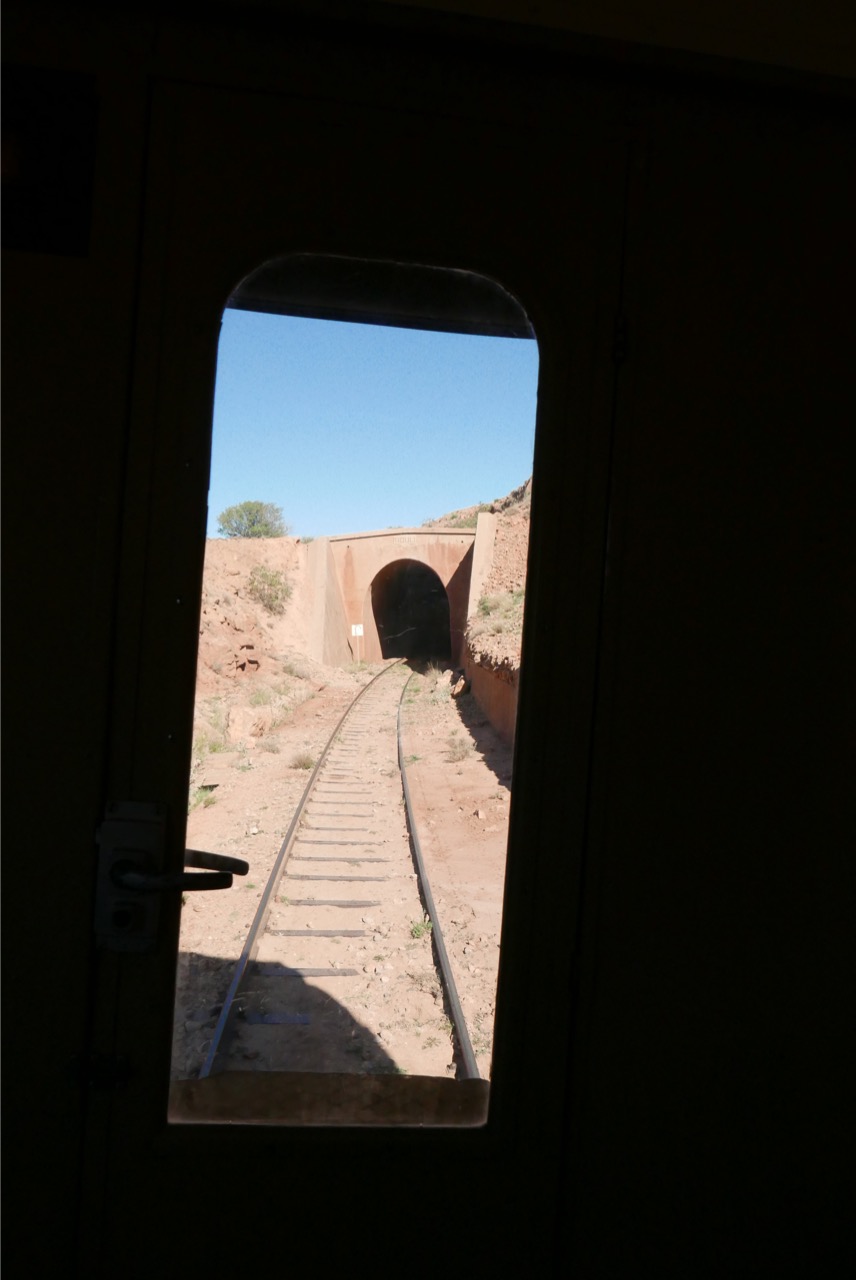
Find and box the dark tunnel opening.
[370,560,452,662]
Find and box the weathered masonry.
[305,515,497,667]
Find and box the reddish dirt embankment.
[430,478,530,677]
[433,481,531,743]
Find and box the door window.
[169,255,538,1126]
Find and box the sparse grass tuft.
[410,919,433,939]
[193,698,229,757]
[246,565,291,615]
[445,504,491,529]
[470,588,526,642]
[282,659,311,680]
[188,786,217,813]
[291,750,315,770]
[445,732,470,763]
[248,685,274,706]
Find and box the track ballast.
[199,659,479,1083]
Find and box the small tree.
[217,501,288,538]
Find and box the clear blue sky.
[207,310,539,539]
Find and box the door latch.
[95,801,248,951]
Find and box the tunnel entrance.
[370,560,451,662]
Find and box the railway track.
[199,659,479,1082]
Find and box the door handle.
[95,802,249,952]
[112,863,234,893]
[185,849,250,875]
[111,850,249,894]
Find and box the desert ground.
[171,485,531,1085]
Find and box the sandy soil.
[171,485,529,1087]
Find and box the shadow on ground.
[172,952,397,1081]
[169,951,489,1127]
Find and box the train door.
[83,67,626,1275]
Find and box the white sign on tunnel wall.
[351,624,364,636]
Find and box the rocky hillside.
[430,479,531,674]
[189,536,336,761]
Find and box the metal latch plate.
[95,801,166,952]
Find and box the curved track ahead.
[200,660,479,1081]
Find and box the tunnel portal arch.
[369,559,452,662]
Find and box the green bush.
[217,501,288,538]
[246,565,291,615]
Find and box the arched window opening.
[169,253,538,1127]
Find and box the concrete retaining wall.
[467,511,497,616]
[464,649,519,746]
[306,537,353,666]
[463,509,520,743]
